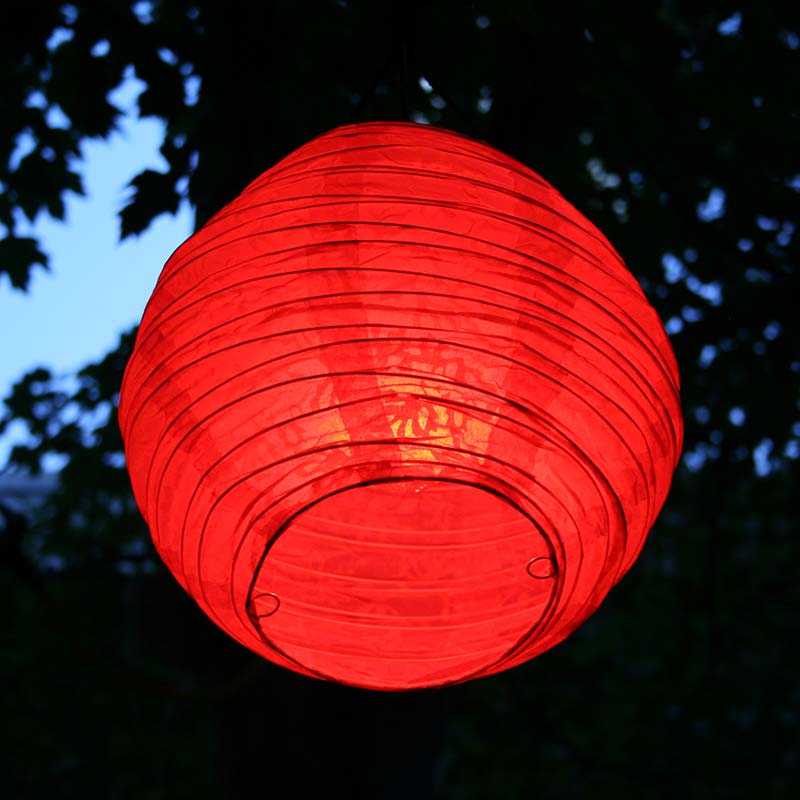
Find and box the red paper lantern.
[119,122,682,690]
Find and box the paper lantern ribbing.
[119,122,682,690]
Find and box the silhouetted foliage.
[1,2,797,798]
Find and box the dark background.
[1,1,797,797]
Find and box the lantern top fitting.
[119,122,682,690]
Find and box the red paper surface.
[119,122,682,689]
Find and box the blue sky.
[0,77,193,465]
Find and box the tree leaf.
[119,168,181,239]
[0,235,48,291]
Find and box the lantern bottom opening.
[248,479,557,690]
